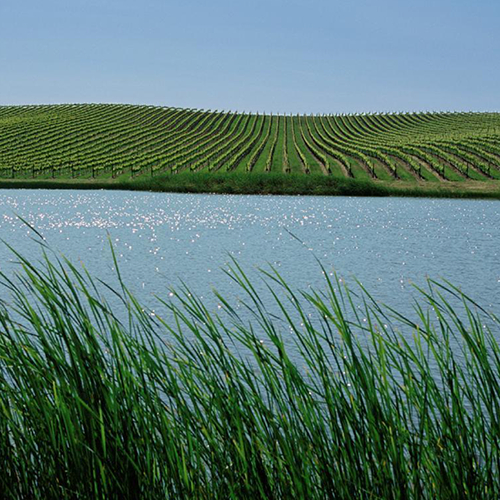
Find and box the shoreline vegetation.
[1,172,500,199]
[1,247,500,498]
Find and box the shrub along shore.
[0,172,500,199]
[0,247,500,499]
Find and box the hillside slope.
[1,104,500,184]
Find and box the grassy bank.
[1,171,500,199]
[1,248,500,498]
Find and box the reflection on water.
[0,190,498,317]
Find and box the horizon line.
[1,101,500,117]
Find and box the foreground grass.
[1,248,500,499]
[1,171,500,199]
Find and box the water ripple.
[0,190,498,314]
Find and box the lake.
[0,189,498,321]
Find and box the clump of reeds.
[0,247,499,499]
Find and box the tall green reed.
[0,245,499,499]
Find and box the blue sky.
[1,0,499,113]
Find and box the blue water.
[0,190,498,321]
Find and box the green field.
[1,104,500,195]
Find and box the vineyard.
[1,104,500,185]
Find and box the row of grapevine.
[0,104,499,183]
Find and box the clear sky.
[1,0,499,114]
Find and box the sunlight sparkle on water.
[0,190,497,316]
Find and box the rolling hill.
[1,104,500,193]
